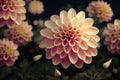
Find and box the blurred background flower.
[0,39,19,66]
[86,0,113,23]
[103,19,120,54]
[28,0,44,15]
[5,22,33,46]
[0,0,26,28]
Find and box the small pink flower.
[28,0,44,15]
[0,39,19,66]
[103,19,120,55]
[39,8,100,69]
[86,1,113,23]
[0,0,26,28]
[5,22,33,46]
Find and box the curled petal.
[75,59,83,69]
[61,56,71,69]
[52,55,61,65]
[68,8,76,19]
[40,28,54,39]
[68,51,78,64]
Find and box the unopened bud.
[54,69,61,77]
[33,55,42,61]
[103,59,112,69]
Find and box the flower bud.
[33,55,42,61]
[54,69,61,77]
[103,59,112,69]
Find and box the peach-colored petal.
[68,8,76,19]
[39,38,54,48]
[84,57,92,64]
[40,28,54,39]
[78,49,86,60]
[78,41,88,50]
[87,39,98,48]
[45,21,58,29]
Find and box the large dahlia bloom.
[0,0,26,28]
[5,22,33,46]
[0,39,19,66]
[39,8,100,69]
[86,1,113,23]
[28,0,44,15]
[103,19,120,54]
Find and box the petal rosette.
[39,8,100,69]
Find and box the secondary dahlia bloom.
[0,0,26,28]
[103,19,120,54]
[28,0,44,15]
[86,1,113,23]
[0,39,19,66]
[5,22,33,46]
[39,8,100,69]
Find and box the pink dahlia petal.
[75,59,84,69]
[60,52,67,59]
[68,51,78,64]
[39,8,100,68]
[56,45,63,54]
[45,49,52,59]
[84,57,92,64]
[52,55,61,65]
[61,56,71,69]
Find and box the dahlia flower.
[28,0,44,15]
[5,22,33,46]
[86,1,113,23]
[0,39,19,66]
[39,8,100,69]
[103,19,120,54]
[0,0,26,28]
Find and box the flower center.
[5,47,12,54]
[32,2,41,9]
[100,5,108,13]
[60,27,81,41]
[16,27,25,35]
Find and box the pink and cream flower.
[39,8,100,69]
[28,0,44,15]
[86,1,113,23]
[5,22,33,46]
[0,39,19,66]
[103,19,120,55]
[0,0,26,28]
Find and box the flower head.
[5,22,33,46]
[39,8,100,69]
[28,0,44,15]
[103,19,120,54]
[0,0,26,28]
[86,1,113,23]
[0,39,19,66]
